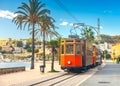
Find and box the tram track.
[12,65,102,86]
[49,73,78,86]
[29,67,100,86]
[30,73,79,86]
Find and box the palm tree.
[57,37,62,65]
[35,14,59,72]
[48,40,58,71]
[81,26,95,42]
[12,0,50,69]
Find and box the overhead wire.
[53,0,79,22]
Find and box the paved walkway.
[0,61,63,86]
[0,60,116,86]
[80,61,120,86]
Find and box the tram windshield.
[66,44,73,54]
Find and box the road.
[79,62,120,86]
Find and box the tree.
[48,40,58,71]
[56,37,62,65]
[27,48,32,52]
[106,53,111,59]
[17,41,23,47]
[12,0,50,69]
[81,26,95,42]
[35,14,59,72]
[0,46,2,52]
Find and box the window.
[61,45,64,54]
[66,44,73,54]
[76,44,80,54]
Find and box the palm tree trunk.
[51,45,55,71]
[58,39,60,65]
[31,24,35,69]
[43,31,46,72]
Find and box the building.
[0,39,13,52]
[2,46,13,52]
[35,47,51,59]
[0,39,11,46]
[111,43,120,59]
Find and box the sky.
[0,0,120,39]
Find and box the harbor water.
[0,62,30,68]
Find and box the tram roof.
[61,38,86,43]
[61,35,86,41]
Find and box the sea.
[0,62,30,68]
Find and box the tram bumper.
[61,66,82,73]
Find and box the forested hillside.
[100,34,120,44]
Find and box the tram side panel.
[82,40,93,68]
[96,49,102,65]
[92,46,102,66]
[86,49,93,67]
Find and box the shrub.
[116,57,120,64]
[106,54,111,59]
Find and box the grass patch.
[48,70,60,73]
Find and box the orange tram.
[60,38,102,73]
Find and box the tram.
[60,38,102,73]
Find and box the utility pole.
[98,18,100,41]
[97,18,103,63]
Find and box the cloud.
[69,23,73,26]
[0,10,17,19]
[100,26,103,29]
[60,21,68,26]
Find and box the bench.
[0,66,25,75]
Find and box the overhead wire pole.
[98,18,100,41]
[97,18,103,63]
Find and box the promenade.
[0,61,63,86]
[0,60,118,86]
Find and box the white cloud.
[60,21,68,26]
[100,26,103,29]
[69,23,73,26]
[0,10,17,19]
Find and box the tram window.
[76,44,80,54]
[66,44,73,54]
[82,45,85,56]
[61,45,64,54]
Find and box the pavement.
[0,61,63,86]
[0,60,119,86]
[80,61,120,86]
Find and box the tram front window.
[66,44,73,54]
[61,45,64,54]
[76,44,80,54]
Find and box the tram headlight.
[68,61,71,65]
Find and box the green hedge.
[116,57,120,64]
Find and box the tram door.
[81,40,86,67]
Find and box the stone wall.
[0,66,25,75]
